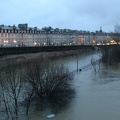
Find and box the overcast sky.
[1,0,120,32]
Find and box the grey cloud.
[0,0,120,32]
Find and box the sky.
[1,0,120,32]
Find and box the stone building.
[0,24,111,47]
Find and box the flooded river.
[24,52,120,120]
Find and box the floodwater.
[24,52,120,120]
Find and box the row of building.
[0,23,115,47]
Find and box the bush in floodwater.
[23,58,75,114]
[101,45,120,65]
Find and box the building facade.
[0,24,112,47]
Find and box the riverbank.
[0,49,92,63]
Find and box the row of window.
[0,29,77,35]
[0,33,109,38]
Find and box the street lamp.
[34,42,37,46]
[92,40,96,45]
[13,40,17,47]
[4,40,8,46]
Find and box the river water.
[24,52,120,120]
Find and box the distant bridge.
[0,45,95,56]
[0,44,119,56]
[94,44,120,50]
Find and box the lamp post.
[0,39,1,47]
[77,52,79,72]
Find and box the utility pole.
[77,52,79,72]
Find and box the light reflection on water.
[25,52,120,120]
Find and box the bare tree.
[91,57,101,73]
[114,24,120,43]
[22,83,34,116]
[114,24,120,33]
[23,58,75,113]
[101,45,120,65]
[0,60,23,120]
[0,76,10,119]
